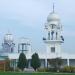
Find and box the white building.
[0,4,75,69]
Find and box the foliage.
[17,53,27,71]
[15,68,20,72]
[48,57,63,72]
[31,53,41,71]
[63,66,75,73]
[38,68,49,72]
[9,67,14,71]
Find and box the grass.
[0,72,75,75]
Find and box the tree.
[17,53,27,71]
[31,53,41,71]
[48,57,63,72]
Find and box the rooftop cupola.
[47,3,60,25]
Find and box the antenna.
[7,29,11,34]
[53,3,55,13]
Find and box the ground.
[0,72,75,75]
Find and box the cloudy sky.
[0,0,75,53]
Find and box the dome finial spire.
[7,29,10,34]
[53,3,55,13]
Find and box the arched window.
[51,24,55,29]
[51,47,55,53]
[11,48,13,53]
[51,31,54,40]
[56,32,58,40]
[48,31,50,40]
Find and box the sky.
[0,0,75,53]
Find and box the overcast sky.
[0,0,75,53]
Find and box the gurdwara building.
[0,5,75,69]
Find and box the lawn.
[0,72,75,75]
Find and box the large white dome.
[47,12,60,22]
[4,33,13,42]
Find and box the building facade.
[0,4,75,70]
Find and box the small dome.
[4,33,13,42]
[47,12,60,22]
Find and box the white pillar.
[67,59,69,66]
[45,59,47,68]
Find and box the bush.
[63,66,71,72]
[63,66,75,73]
[9,67,14,71]
[70,66,75,72]
[49,68,57,72]
[38,66,75,73]
[15,68,20,72]
[38,68,49,72]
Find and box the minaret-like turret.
[18,38,31,55]
[43,4,64,58]
[2,33,15,53]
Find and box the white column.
[67,59,70,66]
[45,59,47,68]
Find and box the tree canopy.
[17,53,27,71]
[31,53,41,71]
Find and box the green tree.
[31,53,41,71]
[17,53,27,71]
[48,57,63,72]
